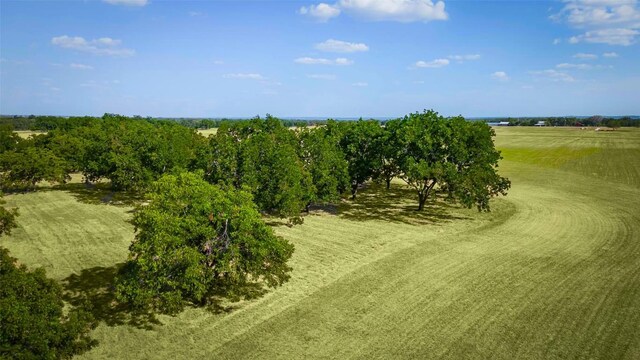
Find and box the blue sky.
[1,0,638,117]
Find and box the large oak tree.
[115,172,294,314]
[396,110,510,211]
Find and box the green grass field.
[2,127,639,359]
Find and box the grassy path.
[2,128,639,359]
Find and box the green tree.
[200,116,314,220]
[238,129,313,219]
[396,110,510,211]
[115,172,294,314]
[377,119,402,190]
[298,127,349,208]
[0,144,70,191]
[0,124,21,153]
[196,128,240,187]
[0,192,18,236]
[331,120,384,199]
[0,247,96,359]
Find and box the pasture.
[2,127,639,359]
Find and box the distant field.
[197,128,217,137]
[2,127,639,359]
[13,130,47,138]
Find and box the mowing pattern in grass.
[1,128,639,359]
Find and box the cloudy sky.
[1,0,638,117]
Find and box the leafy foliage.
[328,119,384,199]
[0,192,18,237]
[115,172,294,314]
[298,127,349,206]
[199,116,314,219]
[0,140,70,191]
[396,110,510,211]
[376,119,402,190]
[0,247,96,359]
[0,124,22,153]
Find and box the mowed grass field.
[2,127,639,359]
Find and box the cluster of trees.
[1,195,95,359]
[114,111,510,314]
[175,117,328,129]
[1,116,202,191]
[2,111,510,214]
[4,114,638,133]
[0,115,333,131]
[1,110,511,345]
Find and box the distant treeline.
[478,116,640,127]
[1,114,638,131]
[0,115,331,131]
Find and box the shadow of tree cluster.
[53,182,144,207]
[203,282,270,314]
[337,183,470,225]
[61,264,160,330]
[61,263,277,329]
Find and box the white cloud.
[70,63,94,70]
[573,52,598,59]
[530,69,575,82]
[448,54,481,63]
[51,35,135,57]
[491,71,509,81]
[103,0,148,6]
[300,0,448,22]
[553,38,562,44]
[315,39,369,52]
[294,57,354,65]
[569,27,639,44]
[352,82,368,86]
[556,62,593,69]
[339,0,448,22]
[213,60,224,65]
[552,0,640,27]
[307,74,337,80]
[603,51,619,57]
[414,58,449,68]
[299,3,341,22]
[223,73,265,80]
[552,1,640,45]
[334,57,354,65]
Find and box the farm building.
[534,121,546,126]
[488,121,510,126]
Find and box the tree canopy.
[0,192,18,237]
[115,171,294,314]
[395,110,510,211]
[0,247,96,359]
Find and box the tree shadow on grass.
[202,282,270,314]
[61,264,160,330]
[53,182,144,207]
[338,183,470,225]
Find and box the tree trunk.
[417,181,436,211]
[385,178,391,190]
[351,184,358,200]
[418,192,427,211]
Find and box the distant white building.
[534,121,546,127]
[488,121,510,126]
